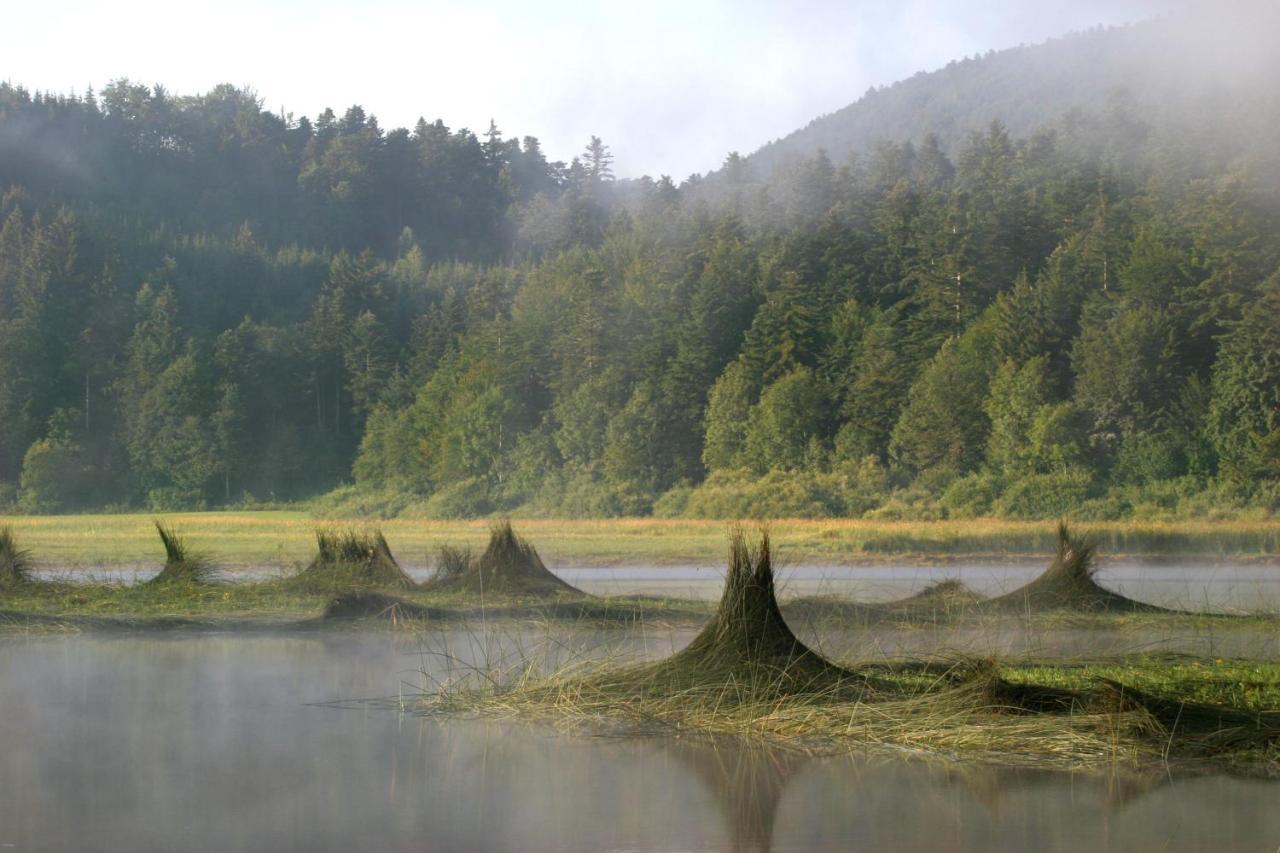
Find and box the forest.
[1,20,1279,521]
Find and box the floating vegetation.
[414,530,1280,773]
[290,528,414,592]
[149,522,217,585]
[422,521,582,597]
[0,527,33,587]
[990,523,1171,613]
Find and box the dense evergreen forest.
[2,15,1280,519]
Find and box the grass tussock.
[422,521,582,597]
[0,527,33,587]
[619,528,862,696]
[433,545,473,582]
[789,522,1242,625]
[896,578,985,610]
[149,522,217,585]
[990,522,1170,613]
[290,528,414,592]
[413,530,1280,773]
[785,578,986,625]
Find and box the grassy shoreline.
[2,512,1280,570]
[3,521,1276,776]
[414,652,1280,776]
[401,531,1280,777]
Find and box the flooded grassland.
[1,521,1278,851]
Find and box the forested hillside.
[742,6,1280,180]
[2,8,1279,519]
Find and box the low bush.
[993,468,1094,519]
[940,471,1002,518]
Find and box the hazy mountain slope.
[745,5,1280,177]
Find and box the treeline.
[1,77,1279,519]
[0,80,612,258]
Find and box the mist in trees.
[2,10,1280,519]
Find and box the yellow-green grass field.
[2,512,1280,571]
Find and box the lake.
[1,631,1277,852]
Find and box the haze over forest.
[1,2,1279,520]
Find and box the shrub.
[310,486,417,519]
[0,481,17,512]
[993,469,1094,519]
[677,469,841,519]
[651,483,694,518]
[940,471,1002,518]
[864,486,945,521]
[145,486,207,512]
[1113,431,1189,485]
[1073,494,1134,521]
[553,469,653,517]
[18,439,88,513]
[831,454,893,516]
[419,477,494,519]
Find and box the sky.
[4,0,1183,179]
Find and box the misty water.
[31,562,1280,613]
[2,629,1279,852]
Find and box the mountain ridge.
[737,6,1279,180]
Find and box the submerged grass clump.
[290,528,414,592]
[0,527,33,587]
[422,521,582,598]
[149,522,217,585]
[414,529,1280,774]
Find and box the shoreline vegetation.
[0,517,1277,627]
[1,520,1277,775]
[1,512,1280,571]
[407,529,1280,776]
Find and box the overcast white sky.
[4,0,1182,178]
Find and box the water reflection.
[0,633,1276,852]
[663,738,810,853]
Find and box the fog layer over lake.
[2,633,1277,852]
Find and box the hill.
[1,6,1279,522]
[741,6,1280,180]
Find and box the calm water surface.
[559,563,1280,612]
[31,561,1280,613]
[1,633,1277,852]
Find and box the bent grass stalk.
[0,527,34,586]
[150,521,218,585]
